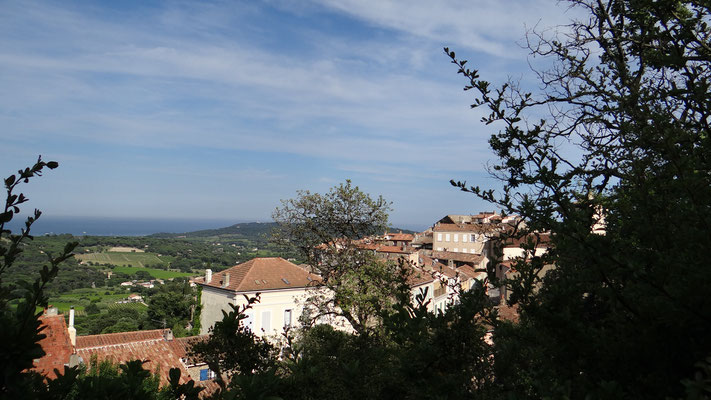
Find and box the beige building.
[195,257,321,337]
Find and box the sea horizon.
[4,215,427,237]
[3,215,254,237]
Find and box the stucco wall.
[200,285,316,337]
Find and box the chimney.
[68,307,76,347]
[222,272,230,288]
[164,329,174,341]
[205,269,213,284]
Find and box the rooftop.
[196,257,320,292]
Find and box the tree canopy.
[448,0,711,397]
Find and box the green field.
[45,287,135,314]
[111,266,194,279]
[75,251,172,268]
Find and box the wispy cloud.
[0,0,572,223]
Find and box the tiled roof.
[76,332,218,394]
[76,329,165,349]
[33,313,74,379]
[196,257,319,292]
[406,268,435,287]
[385,233,414,241]
[502,233,551,248]
[456,264,481,280]
[431,251,485,264]
[376,245,413,254]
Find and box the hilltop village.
[31,211,551,395]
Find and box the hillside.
[149,222,277,238]
[149,222,416,239]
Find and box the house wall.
[200,285,316,337]
[433,231,487,254]
[502,246,548,261]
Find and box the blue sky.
[1,0,572,229]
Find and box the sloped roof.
[76,332,218,393]
[385,233,414,241]
[376,245,413,254]
[76,329,165,349]
[432,251,485,264]
[196,257,319,292]
[33,313,74,379]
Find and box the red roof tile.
[76,329,165,349]
[196,257,319,292]
[431,251,485,264]
[32,313,74,379]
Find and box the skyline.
[1,1,572,227]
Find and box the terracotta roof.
[76,332,218,394]
[196,257,319,292]
[502,233,551,248]
[431,251,485,264]
[76,329,165,349]
[376,245,413,254]
[385,233,414,241]
[32,313,74,379]
[406,267,435,287]
[456,264,481,280]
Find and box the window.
[462,235,468,242]
[471,234,477,242]
[437,233,442,241]
[242,310,254,331]
[199,368,215,381]
[437,247,443,251]
[453,234,458,242]
[453,248,458,253]
[445,233,450,241]
[261,311,271,332]
[284,309,292,327]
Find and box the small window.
[261,311,271,332]
[462,235,468,243]
[284,309,292,327]
[471,234,476,242]
[453,248,458,253]
[437,233,442,241]
[453,234,458,242]
[445,234,450,242]
[199,368,214,381]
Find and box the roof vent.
[255,280,261,285]
[282,278,290,285]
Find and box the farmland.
[111,266,194,280]
[75,251,172,268]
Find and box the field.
[111,266,194,279]
[76,251,171,268]
[45,287,138,314]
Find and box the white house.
[195,257,321,337]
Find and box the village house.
[195,257,322,337]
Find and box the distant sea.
[4,216,247,237]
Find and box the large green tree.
[272,180,400,335]
[448,0,711,398]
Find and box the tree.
[272,180,400,335]
[0,157,78,397]
[447,0,711,398]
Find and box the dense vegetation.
[3,1,711,399]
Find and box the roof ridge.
[77,338,164,351]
